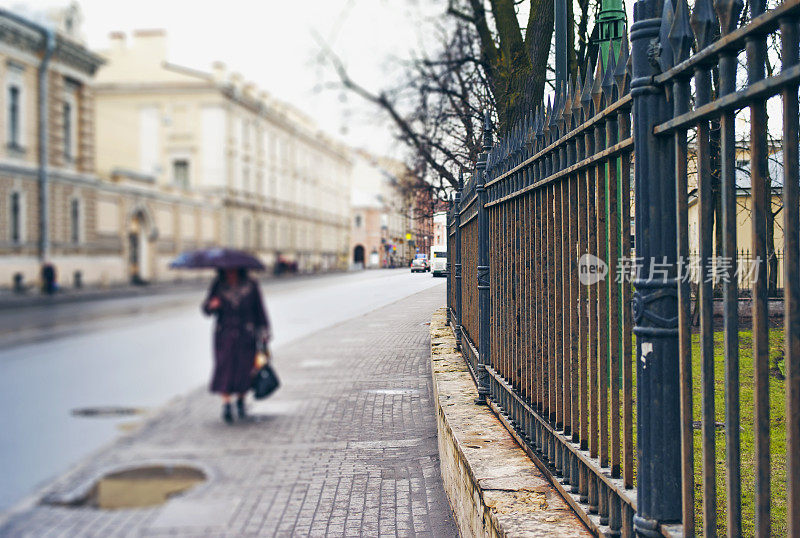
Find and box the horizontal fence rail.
[443,0,800,534]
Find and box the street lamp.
[554,0,568,88]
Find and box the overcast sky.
[2,0,450,158]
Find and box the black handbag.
[252,363,280,399]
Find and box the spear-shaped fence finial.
[659,0,676,72]
[669,0,694,64]
[715,0,743,35]
[691,0,720,49]
[573,69,584,122]
[555,81,567,135]
[534,106,545,150]
[591,50,604,113]
[581,56,594,117]
[602,49,617,102]
[614,38,631,95]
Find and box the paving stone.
[0,287,457,537]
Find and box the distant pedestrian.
[202,268,271,424]
[41,262,57,295]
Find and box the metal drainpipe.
[38,29,56,262]
[0,10,56,262]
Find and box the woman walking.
[202,268,271,423]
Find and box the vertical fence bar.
[476,113,491,402]
[606,91,621,482]
[746,0,770,533]
[534,187,541,420]
[715,0,742,533]
[593,60,610,476]
[579,101,590,460]
[694,35,717,536]
[781,14,800,537]
[587,133,599,468]
[613,41,635,496]
[502,179,509,391]
[454,176,462,351]
[447,202,452,326]
[669,2,695,527]
[491,197,497,393]
[562,177,570,437]
[555,177,565,436]
[514,187,520,401]
[631,0,681,529]
[547,182,555,461]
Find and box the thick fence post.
[630,0,681,532]
[454,173,463,351]
[475,112,492,402]
[446,199,452,326]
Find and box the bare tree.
[317,20,491,192]
[317,1,601,198]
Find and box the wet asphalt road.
[0,269,446,512]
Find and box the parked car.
[411,258,428,273]
[431,246,447,277]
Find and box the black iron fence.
[446,0,799,535]
[684,249,786,293]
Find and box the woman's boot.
[236,397,248,420]
[222,402,233,424]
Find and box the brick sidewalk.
[0,286,457,537]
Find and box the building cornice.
[0,13,104,75]
[53,37,104,75]
[95,59,352,165]
[92,81,216,93]
[0,161,220,209]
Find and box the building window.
[226,215,235,246]
[8,86,20,147]
[256,220,264,249]
[63,102,73,160]
[243,217,251,249]
[139,106,159,174]
[172,159,189,188]
[10,192,21,244]
[354,214,362,228]
[70,199,80,243]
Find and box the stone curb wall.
[430,308,592,537]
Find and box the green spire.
[594,0,628,65]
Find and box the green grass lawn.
[689,328,786,537]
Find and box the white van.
[430,246,447,277]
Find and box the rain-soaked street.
[0,269,445,513]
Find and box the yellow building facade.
[94,30,352,277]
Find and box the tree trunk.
[524,0,554,117]
[767,203,779,296]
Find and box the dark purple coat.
[202,278,270,394]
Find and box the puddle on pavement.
[53,465,206,510]
[71,406,146,418]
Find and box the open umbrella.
[170,248,265,271]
